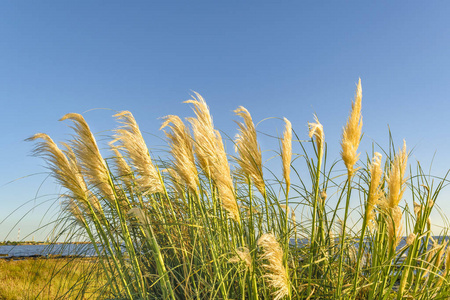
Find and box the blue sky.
[1,2,450,240]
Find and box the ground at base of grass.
[0,257,110,300]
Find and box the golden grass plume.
[366,152,383,228]
[26,133,101,220]
[234,106,265,195]
[160,115,198,193]
[386,206,403,249]
[113,111,163,195]
[413,201,431,229]
[281,118,292,194]
[341,78,363,177]
[257,233,289,300]
[229,247,252,270]
[184,92,216,175]
[386,141,408,208]
[308,115,324,151]
[60,113,115,201]
[110,146,133,189]
[383,142,407,249]
[186,93,240,223]
[406,233,416,246]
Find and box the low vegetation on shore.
[0,258,109,300]
[0,241,92,246]
[26,79,450,299]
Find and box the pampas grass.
[186,93,240,223]
[281,117,292,195]
[25,79,450,300]
[160,115,198,193]
[234,106,265,195]
[257,233,290,300]
[113,110,163,195]
[341,78,363,178]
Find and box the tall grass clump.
[28,79,450,299]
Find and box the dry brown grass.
[0,257,110,300]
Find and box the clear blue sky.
[1,1,450,241]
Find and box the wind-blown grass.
[26,79,450,299]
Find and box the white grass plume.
[110,146,133,189]
[113,111,163,195]
[60,113,115,201]
[366,152,383,228]
[229,247,252,270]
[27,133,102,219]
[386,206,403,250]
[257,233,289,300]
[185,93,240,223]
[406,233,416,246]
[308,115,324,151]
[160,115,198,193]
[234,106,265,195]
[66,198,86,226]
[184,92,216,176]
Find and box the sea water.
[0,243,97,258]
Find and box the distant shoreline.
[0,241,92,246]
[0,254,96,261]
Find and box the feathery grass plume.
[308,115,324,151]
[257,233,289,300]
[421,185,435,208]
[233,107,264,189]
[320,189,327,205]
[383,141,407,248]
[66,198,85,226]
[436,245,450,288]
[413,201,431,229]
[406,233,417,246]
[60,113,115,201]
[434,241,447,270]
[160,115,198,193]
[444,246,450,276]
[386,206,403,249]
[26,134,93,212]
[320,189,327,200]
[214,130,241,222]
[61,142,103,215]
[240,204,261,216]
[424,240,447,277]
[128,207,153,239]
[341,78,363,177]
[348,244,358,265]
[234,106,265,194]
[386,141,408,208]
[281,118,292,194]
[113,111,163,195]
[280,204,290,215]
[184,92,216,175]
[336,218,347,239]
[229,247,252,270]
[110,146,133,188]
[128,207,151,225]
[366,152,383,228]
[107,146,133,211]
[185,94,240,223]
[328,228,335,248]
